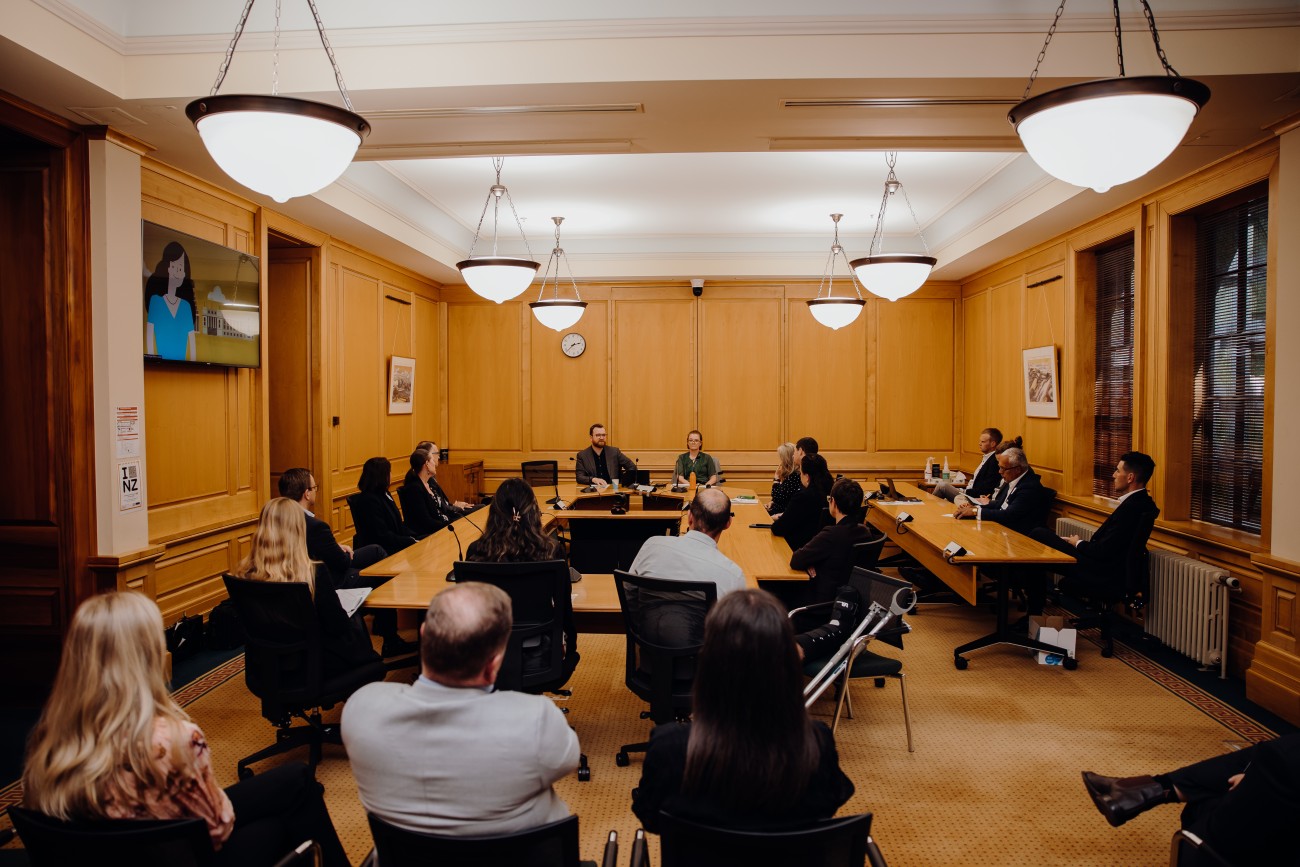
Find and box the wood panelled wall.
[439,282,961,482]
[956,141,1285,688]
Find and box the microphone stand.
[803,586,916,708]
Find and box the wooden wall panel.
[699,299,782,450]
[613,299,694,451]
[414,295,441,446]
[448,303,522,451]
[339,268,381,473]
[144,367,234,504]
[382,292,415,456]
[787,299,867,451]
[1024,267,1066,473]
[530,301,609,452]
[875,299,955,452]
[267,256,312,478]
[961,291,991,467]
[989,280,1025,438]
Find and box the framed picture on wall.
[388,355,416,414]
[1022,345,1059,418]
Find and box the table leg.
[953,571,1075,670]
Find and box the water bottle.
[942,457,950,482]
[925,457,934,483]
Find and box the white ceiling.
[4,0,1299,285]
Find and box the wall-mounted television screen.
[142,221,261,368]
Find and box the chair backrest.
[521,460,560,489]
[613,570,718,722]
[451,559,574,693]
[852,534,886,570]
[366,812,581,867]
[846,567,913,650]
[657,811,873,867]
[9,805,214,867]
[221,574,323,710]
[1123,499,1162,602]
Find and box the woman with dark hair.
[465,477,577,678]
[771,453,834,552]
[22,592,351,867]
[631,589,854,832]
[399,446,468,536]
[145,240,198,361]
[350,456,421,552]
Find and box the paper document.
[337,587,372,617]
[731,495,759,504]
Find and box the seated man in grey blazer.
[341,582,581,836]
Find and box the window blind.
[1092,239,1135,496]
[1191,195,1267,533]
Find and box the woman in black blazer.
[771,453,834,553]
[399,447,464,536]
[350,457,421,551]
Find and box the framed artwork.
[1022,345,1059,418]
[388,355,416,414]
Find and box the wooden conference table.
[866,480,1078,669]
[361,484,804,624]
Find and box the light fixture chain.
[1112,0,1125,77]
[501,187,536,261]
[1139,0,1180,76]
[305,0,356,110]
[210,0,259,96]
[1021,0,1069,101]
[272,0,281,96]
[897,184,931,256]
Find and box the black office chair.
[364,812,614,867]
[793,568,914,751]
[8,806,215,867]
[1065,500,1161,658]
[452,559,588,781]
[853,532,887,570]
[657,811,888,867]
[522,460,563,506]
[221,574,385,778]
[1169,828,1235,867]
[613,570,717,767]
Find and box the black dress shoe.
[381,635,418,657]
[1081,771,1169,827]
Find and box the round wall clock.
[561,333,586,358]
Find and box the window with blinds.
[1192,194,1267,533]
[1092,239,1135,496]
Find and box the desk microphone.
[446,520,464,560]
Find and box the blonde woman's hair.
[239,497,317,594]
[777,442,797,478]
[22,592,195,820]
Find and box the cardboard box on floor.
[1030,615,1077,665]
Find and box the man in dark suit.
[279,467,414,656]
[934,426,1002,504]
[953,447,1052,536]
[574,422,637,489]
[1028,451,1159,595]
[791,477,874,604]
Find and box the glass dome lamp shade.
[850,254,937,302]
[529,217,587,329]
[221,304,261,338]
[187,95,368,203]
[1010,77,1208,193]
[187,0,369,203]
[1010,0,1210,193]
[458,158,540,303]
[807,298,865,330]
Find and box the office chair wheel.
[1063,656,1078,670]
[578,765,591,782]
[874,678,886,688]
[954,655,969,670]
[238,765,255,780]
[616,751,630,767]
[1100,645,1114,658]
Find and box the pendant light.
[185,0,370,203]
[1009,0,1210,193]
[806,214,866,330]
[457,158,540,303]
[220,253,261,337]
[530,217,588,331]
[850,153,936,302]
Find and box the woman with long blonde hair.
[238,497,379,678]
[767,441,799,514]
[22,591,349,866]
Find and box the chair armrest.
[599,830,618,867]
[867,835,890,867]
[788,602,833,620]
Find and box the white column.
[88,132,150,555]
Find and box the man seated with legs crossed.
[933,426,1002,504]
[342,582,581,835]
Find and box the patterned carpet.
[1,601,1281,866]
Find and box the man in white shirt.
[342,582,580,836]
[629,487,745,597]
[934,427,1002,504]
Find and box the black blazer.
[966,453,1001,499]
[772,484,832,553]
[304,512,351,582]
[1075,489,1158,574]
[349,490,419,552]
[398,474,455,536]
[790,517,875,604]
[574,445,637,486]
[311,563,382,677]
[631,721,854,834]
[975,470,1053,536]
